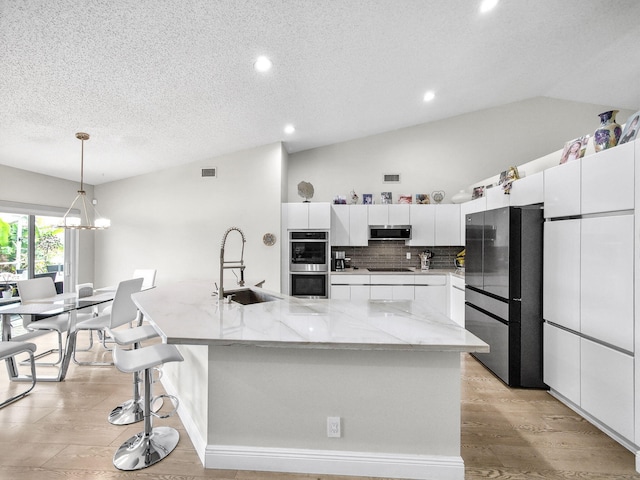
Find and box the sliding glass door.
[0,207,76,295]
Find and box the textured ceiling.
[1,0,639,185]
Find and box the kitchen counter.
[133,282,485,480]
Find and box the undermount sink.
[224,288,279,305]
[367,267,413,272]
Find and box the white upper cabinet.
[485,187,510,210]
[330,205,349,246]
[434,204,461,246]
[367,204,410,225]
[286,203,331,230]
[581,142,634,215]
[409,205,435,246]
[349,205,369,246]
[509,172,544,206]
[544,160,581,218]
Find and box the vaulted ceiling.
[1,0,639,185]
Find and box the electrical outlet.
[327,416,341,438]
[406,252,411,260]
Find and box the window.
[0,201,77,294]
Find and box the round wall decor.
[263,233,276,246]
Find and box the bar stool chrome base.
[108,396,164,425]
[113,426,179,470]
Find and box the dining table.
[0,290,116,382]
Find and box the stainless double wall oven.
[289,231,328,298]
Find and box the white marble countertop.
[132,281,486,353]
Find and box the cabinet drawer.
[543,323,580,405]
[369,275,414,285]
[330,274,370,285]
[414,274,447,286]
[581,337,634,441]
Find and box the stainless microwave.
[369,225,412,240]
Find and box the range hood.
[369,225,412,240]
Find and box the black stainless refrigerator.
[465,205,546,388]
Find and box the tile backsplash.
[332,241,464,270]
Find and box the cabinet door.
[286,203,309,229]
[434,204,461,246]
[370,285,393,300]
[350,285,371,300]
[331,205,349,246]
[543,323,580,405]
[544,161,581,218]
[415,285,447,315]
[581,337,634,441]
[449,283,465,327]
[392,285,415,300]
[368,205,388,225]
[581,142,634,215]
[509,172,544,206]
[308,203,331,229]
[485,187,510,211]
[388,204,410,225]
[580,214,634,352]
[349,205,369,246]
[543,219,580,332]
[330,285,351,300]
[409,205,435,246]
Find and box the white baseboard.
[205,445,464,480]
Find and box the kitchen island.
[132,281,487,480]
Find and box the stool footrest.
[150,394,179,419]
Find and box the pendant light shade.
[60,132,111,230]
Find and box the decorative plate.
[263,233,276,246]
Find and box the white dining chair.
[0,340,37,408]
[16,277,70,366]
[72,277,144,366]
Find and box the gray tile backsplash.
[332,241,464,270]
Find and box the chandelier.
[60,132,111,229]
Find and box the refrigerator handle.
[512,298,522,302]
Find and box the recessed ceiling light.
[284,124,295,135]
[254,56,272,72]
[480,0,499,13]
[423,91,435,102]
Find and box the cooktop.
[367,267,413,272]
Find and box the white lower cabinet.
[330,285,351,300]
[350,285,371,300]
[581,337,634,441]
[543,323,580,405]
[370,285,414,300]
[449,275,465,327]
[415,285,447,315]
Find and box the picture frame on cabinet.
[381,192,392,204]
[363,193,373,204]
[398,194,412,204]
[559,135,589,164]
[415,193,430,204]
[619,110,640,145]
[472,186,485,199]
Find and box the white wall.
[287,97,636,203]
[0,164,96,283]
[93,142,286,290]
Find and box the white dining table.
[0,291,115,382]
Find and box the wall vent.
[201,167,217,178]
[383,173,400,183]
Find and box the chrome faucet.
[218,226,246,301]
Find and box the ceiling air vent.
[383,173,400,183]
[201,167,217,178]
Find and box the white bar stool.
[112,343,183,471]
[106,324,160,425]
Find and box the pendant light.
[60,132,111,229]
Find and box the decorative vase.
[593,110,622,152]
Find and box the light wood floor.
[0,330,639,480]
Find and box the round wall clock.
[262,233,276,246]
